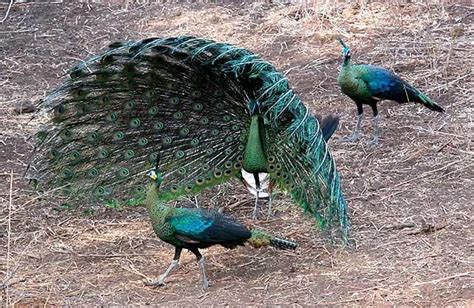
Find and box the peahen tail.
[319,114,340,141]
[413,89,445,112]
[247,229,297,250]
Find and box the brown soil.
[0,1,472,306]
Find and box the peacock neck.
[243,115,268,174]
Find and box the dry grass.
[0,1,473,306]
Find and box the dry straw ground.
[0,1,472,306]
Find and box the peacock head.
[337,37,351,60]
[147,169,164,187]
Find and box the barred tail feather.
[247,229,297,250]
[270,237,298,250]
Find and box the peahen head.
[337,37,351,64]
[147,154,164,188]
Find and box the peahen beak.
[337,37,347,48]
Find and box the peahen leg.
[190,248,209,289]
[368,104,380,146]
[145,247,182,287]
[252,173,261,220]
[343,112,363,142]
[368,115,380,145]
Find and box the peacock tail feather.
[28,36,348,237]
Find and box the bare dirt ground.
[0,1,472,306]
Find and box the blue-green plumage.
[28,36,348,238]
[337,38,444,144]
[144,169,297,288]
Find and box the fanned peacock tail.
[28,36,348,237]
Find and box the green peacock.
[241,114,340,217]
[145,164,297,289]
[27,36,348,237]
[337,38,445,145]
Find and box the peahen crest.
[28,36,348,237]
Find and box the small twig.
[5,170,14,306]
[119,262,151,281]
[0,278,26,291]
[385,223,416,230]
[413,272,471,286]
[0,0,14,23]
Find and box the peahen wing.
[28,37,252,206]
[168,209,251,245]
[360,65,444,112]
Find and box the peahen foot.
[144,276,166,287]
[367,136,379,146]
[341,132,361,142]
[144,259,179,287]
[198,256,210,289]
[368,115,380,146]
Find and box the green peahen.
[337,38,445,145]
[242,114,340,218]
[145,166,297,288]
[27,36,348,237]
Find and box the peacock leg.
[252,191,259,220]
[145,247,182,287]
[266,180,274,219]
[368,115,380,145]
[190,248,209,289]
[252,173,261,220]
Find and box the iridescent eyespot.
[113,131,124,141]
[106,112,118,122]
[118,168,130,177]
[124,149,135,159]
[148,106,159,115]
[98,148,109,159]
[154,121,164,130]
[130,118,141,128]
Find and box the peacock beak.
[148,170,158,180]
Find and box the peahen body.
[337,38,444,145]
[242,114,340,218]
[27,36,348,237]
[145,168,297,288]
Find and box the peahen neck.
[243,115,268,174]
[144,183,171,232]
[342,54,351,67]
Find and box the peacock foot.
[144,276,166,287]
[341,132,361,142]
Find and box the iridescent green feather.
[28,36,348,237]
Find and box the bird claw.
[367,137,379,146]
[202,280,210,289]
[341,133,361,142]
[144,278,165,287]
